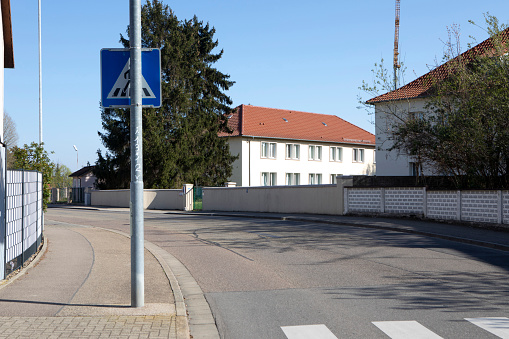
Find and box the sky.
[5,0,509,172]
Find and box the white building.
[221,105,375,186]
[368,28,509,176]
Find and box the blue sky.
[5,0,509,172]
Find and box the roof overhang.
[1,0,13,68]
[229,134,375,147]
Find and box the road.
[46,208,509,339]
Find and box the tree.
[95,0,237,189]
[4,111,18,169]
[11,142,55,210]
[51,163,72,188]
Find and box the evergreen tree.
[95,0,236,189]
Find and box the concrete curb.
[99,227,194,339]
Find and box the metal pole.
[38,0,42,144]
[130,0,144,308]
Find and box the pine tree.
[95,0,236,189]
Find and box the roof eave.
[1,0,13,68]
[232,134,375,146]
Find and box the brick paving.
[0,315,177,339]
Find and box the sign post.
[129,0,144,308]
[101,1,161,309]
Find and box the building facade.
[221,105,375,187]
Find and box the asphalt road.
[46,208,509,339]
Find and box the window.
[261,172,277,186]
[309,145,322,161]
[309,173,322,185]
[409,162,419,176]
[261,142,277,159]
[285,144,300,160]
[330,174,341,184]
[330,147,343,162]
[285,173,300,185]
[409,111,424,121]
[353,148,364,163]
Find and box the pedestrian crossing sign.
[100,48,161,108]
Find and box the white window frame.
[330,147,343,162]
[261,172,277,186]
[261,142,277,159]
[353,148,364,163]
[285,173,300,185]
[309,173,322,185]
[285,144,300,160]
[330,174,341,184]
[308,145,322,161]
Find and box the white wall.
[91,189,189,210]
[228,136,375,186]
[374,98,430,176]
[203,181,351,215]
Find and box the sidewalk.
[0,222,190,339]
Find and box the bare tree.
[4,111,18,149]
[4,112,18,169]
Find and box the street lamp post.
[73,145,78,170]
[38,0,42,144]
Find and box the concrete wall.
[91,188,190,210]
[345,187,509,225]
[203,179,352,215]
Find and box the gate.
[70,187,84,203]
[193,187,203,210]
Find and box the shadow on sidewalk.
[0,298,131,308]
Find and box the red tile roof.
[220,105,375,146]
[367,27,509,104]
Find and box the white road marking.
[372,321,443,339]
[281,324,338,339]
[466,317,509,338]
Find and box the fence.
[345,187,509,225]
[4,170,43,279]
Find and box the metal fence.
[4,170,43,278]
[70,187,84,203]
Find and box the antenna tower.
[393,0,401,90]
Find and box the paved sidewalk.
[0,222,190,339]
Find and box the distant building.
[220,105,375,186]
[69,166,96,189]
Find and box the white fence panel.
[4,170,43,278]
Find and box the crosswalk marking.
[466,317,509,338]
[372,321,443,339]
[281,324,338,339]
